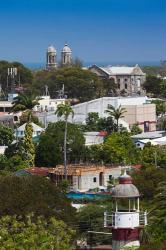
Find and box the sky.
[0,0,166,65]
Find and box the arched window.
[125,83,127,89]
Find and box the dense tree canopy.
[0,124,14,146]
[0,175,76,222]
[103,132,140,165]
[32,67,102,102]
[35,121,85,167]
[0,215,75,250]
[84,112,114,133]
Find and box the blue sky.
[0,0,165,64]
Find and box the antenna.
[7,67,17,93]
[44,85,50,96]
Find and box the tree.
[85,112,100,131]
[151,99,166,117]
[77,203,112,246]
[19,110,42,126]
[55,103,74,179]
[143,75,162,96]
[35,121,85,167]
[83,144,104,164]
[32,67,103,102]
[132,166,166,200]
[131,123,142,135]
[23,123,35,167]
[0,214,75,250]
[103,132,140,165]
[84,112,115,133]
[11,93,39,121]
[105,105,126,131]
[0,175,76,222]
[0,124,14,146]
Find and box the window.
[93,177,97,183]
[117,78,120,83]
[125,78,128,82]
[118,83,120,89]
[109,175,112,180]
[125,83,127,89]
[14,116,18,121]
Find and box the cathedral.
[46,44,72,70]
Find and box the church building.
[46,43,72,70]
[89,64,146,95]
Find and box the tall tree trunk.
[64,118,68,180]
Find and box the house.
[84,131,107,146]
[14,167,51,177]
[131,131,166,141]
[49,164,122,191]
[15,122,44,138]
[89,64,146,95]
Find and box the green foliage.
[143,75,163,96]
[132,166,166,200]
[12,93,39,111]
[0,175,76,222]
[0,124,14,146]
[131,123,142,135]
[23,123,35,167]
[0,155,8,170]
[151,99,166,116]
[105,105,126,131]
[19,110,43,126]
[84,112,114,133]
[84,145,104,164]
[55,102,74,120]
[103,132,140,165]
[77,203,112,245]
[142,65,166,77]
[4,140,29,171]
[85,112,100,131]
[35,121,85,167]
[0,214,75,250]
[32,67,103,102]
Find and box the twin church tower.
[46,44,72,70]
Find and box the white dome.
[62,44,72,53]
[47,45,56,53]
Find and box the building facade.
[49,165,122,191]
[71,96,156,132]
[46,43,72,70]
[46,45,57,70]
[61,44,72,65]
[89,64,146,95]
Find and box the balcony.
[104,211,147,229]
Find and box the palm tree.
[11,93,39,121]
[55,103,74,180]
[105,104,126,131]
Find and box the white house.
[15,122,44,138]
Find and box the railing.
[104,211,148,228]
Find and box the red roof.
[131,165,142,170]
[25,167,50,176]
[98,131,108,137]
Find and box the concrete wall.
[72,167,122,191]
